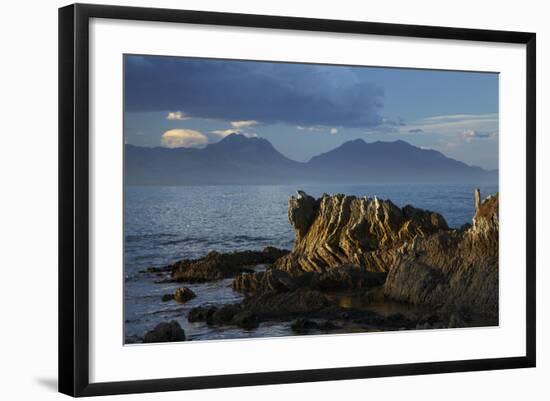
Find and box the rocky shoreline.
[137,189,498,343]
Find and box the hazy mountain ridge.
[125,134,497,185]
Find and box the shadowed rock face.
[143,321,186,343]
[276,192,448,273]
[232,265,386,294]
[383,193,499,314]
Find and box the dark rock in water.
[168,247,289,283]
[231,310,260,330]
[161,293,174,302]
[189,288,333,328]
[240,288,333,319]
[143,321,185,343]
[188,306,216,322]
[207,304,241,325]
[383,193,499,315]
[291,318,340,333]
[291,318,319,332]
[276,192,448,273]
[174,287,196,303]
[187,304,259,329]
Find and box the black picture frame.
[59,3,536,397]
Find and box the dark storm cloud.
[124,56,385,128]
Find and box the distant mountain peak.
[219,133,247,142]
[125,136,497,185]
[371,139,412,146]
[351,138,367,144]
[337,138,366,149]
[210,133,272,150]
[339,138,413,149]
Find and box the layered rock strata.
[276,192,448,273]
[383,193,499,315]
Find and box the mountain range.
[125,133,498,185]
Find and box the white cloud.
[211,129,257,139]
[402,113,498,137]
[230,120,258,129]
[210,120,259,139]
[160,129,208,148]
[297,125,323,131]
[166,111,190,121]
[434,129,496,151]
[296,125,339,134]
[392,113,498,156]
[422,113,496,122]
[460,129,495,142]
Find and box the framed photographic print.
[58,3,536,397]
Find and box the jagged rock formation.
[276,192,448,273]
[383,193,499,315]
[272,190,498,316]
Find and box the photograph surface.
[123,55,499,344]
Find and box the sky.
[124,55,499,170]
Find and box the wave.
[156,235,276,247]
[125,233,176,242]
[159,237,212,246]
[230,234,273,243]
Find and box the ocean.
[124,183,498,342]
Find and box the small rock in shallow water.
[174,287,196,303]
[143,321,185,343]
